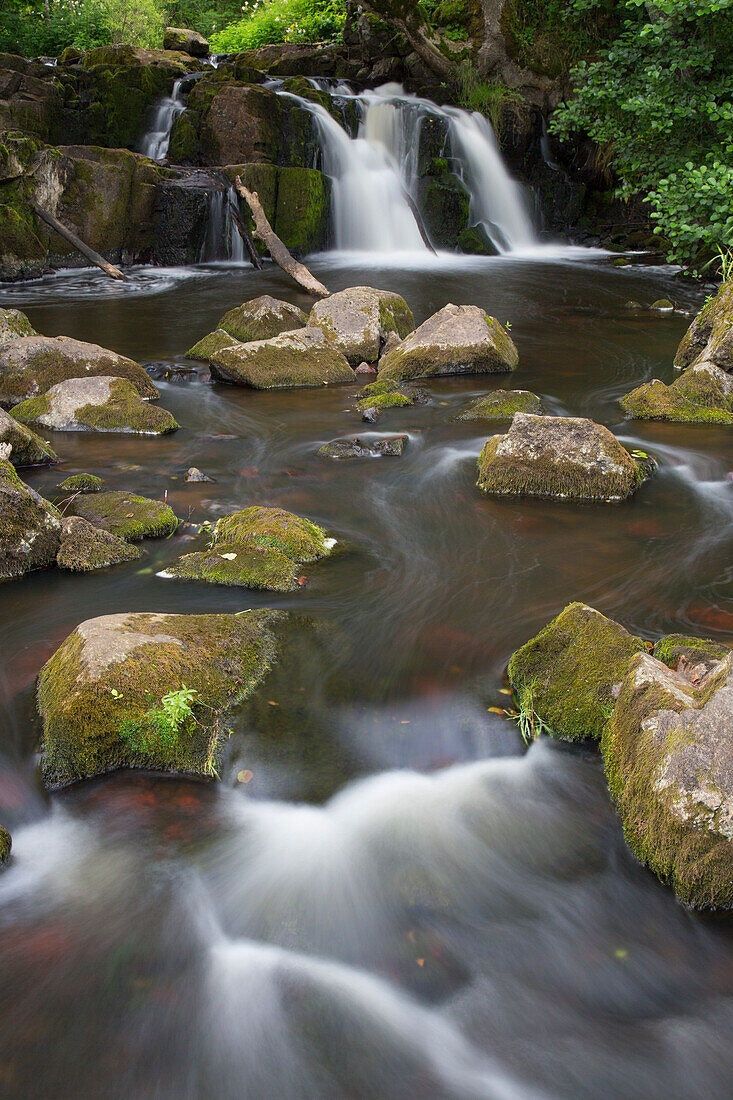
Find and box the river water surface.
[2,252,733,1098]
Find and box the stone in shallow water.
[37,610,281,788]
[621,362,733,424]
[477,412,651,501]
[0,406,57,467]
[458,389,542,421]
[309,286,415,367]
[185,466,215,482]
[318,435,407,459]
[73,490,179,541]
[0,457,61,581]
[0,335,158,405]
[161,505,335,591]
[56,472,104,493]
[56,516,141,572]
[209,328,353,390]
[675,279,733,374]
[11,376,178,435]
[186,294,308,361]
[0,306,36,344]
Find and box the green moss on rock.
[0,306,36,343]
[38,609,281,787]
[56,515,141,572]
[0,826,10,865]
[620,363,733,424]
[508,602,647,742]
[0,406,57,467]
[0,335,158,405]
[675,280,733,373]
[162,505,335,591]
[274,167,330,257]
[73,490,179,541]
[13,377,178,435]
[0,457,61,581]
[56,473,105,493]
[357,391,412,412]
[209,327,353,389]
[186,295,308,361]
[653,634,731,669]
[458,389,542,420]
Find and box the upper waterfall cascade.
[139,78,186,162]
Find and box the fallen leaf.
[416,958,425,967]
[237,770,253,784]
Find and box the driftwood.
[31,202,126,280]
[228,201,263,271]
[234,176,329,298]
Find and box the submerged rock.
[209,327,353,389]
[458,389,542,421]
[0,335,158,405]
[185,467,215,483]
[508,602,647,743]
[37,610,281,788]
[186,295,308,361]
[601,649,733,908]
[0,406,56,466]
[378,303,518,382]
[56,516,141,572]
[73,491,179,541]
[318,435,407,459]
[309,286,415,367]
[477,413,650,501]
[675,280,733,375]
[0,826,10,865]
[12,376,179,435]
[0,457,61,581]
[161,505,335,591]
[56,473,105,493]
[163,26,210,57]
[651,298,674,312]
[620,362,733,424]
[0,306,36,343]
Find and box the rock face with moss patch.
[163,27,210,57]
[620,363,733,424]
[209,327,353,389]
[56,473,104,493]
[318,434,407,459]
[73,491,178,541]
[477,413,650,501]
[0,406,57,466]
[0,826,10,865]
[459,389,542,421]
[56,515,141,572]
[309,287,415,367]
[162,505,335,590]
[508,602,647,742]
[186,295,308,361]
[37,610,281,788]
[0,457,61,580]
[0,307,36,343]
[601,649,733,908]
[12,376,178,435]
[653,633,730,675]
[674,280,733,375]
[378,304,518,382]
[0,336,158,405]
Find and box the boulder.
[653,633,731,673]
[197,82,314,167]
[0,335,158,405]
[620,362,733,424]
[73,491,178,541]
[0,406,56,466]
[186,295,308,361]
[477,413,651,501]
[601,649,733,908]
[37,610,281,787]
[12,376,178,435]
[675,281,733,374]
[309,286,415,368]
[378,304,518,382]
[0,826,9,865]
[508,602,647,743]
[163,27,210,57]
[56,473,104,492]
[458,389,542,421]
[56,515,141,572]
[356,382,414,413]
[0,307,36,343]
[318,434,408,459]
[160,505,335,591]
[0,457,61,581]
[209,327,353,389]
[185,467,214,483]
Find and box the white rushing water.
[199,185,246,263]
[138,78,186,162]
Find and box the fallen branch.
[31,202,126,281]
[228,201,263,271]
[234,176,329,298]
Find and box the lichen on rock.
[309,286,415,367]
[56,515,141,572]
[0,456,61,581]
[162,505,335,590]
[209,327,353,389]
[0,306,36,343]
[12,376,178,435]
[378,303,518,382]
[0,335,158,405]
[186,295,308,362]
[73,490,179,541]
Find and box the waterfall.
[199,186,246,263]
[139,78,186,162]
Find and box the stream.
[2,251,733,1098]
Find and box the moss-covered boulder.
[0,306,36,343]
[37,609,281,788]
[186,295,308,361]
[209,327,353,389]
[675,281,733,374]
[477,413,651,501]
[0,335,158,405]
[620,363,733,424]
[163,27,210,57]
[197,82,315,167]
[0,406,57,466]
[318,434,408,459]
[0,457,61,580]
[0,826,10,865]
[12,376,178,435]
[274,166,331,257]
[56,515,141,572]
[309,286,415,368]
[56,472,104,493]
[653,634,731,672]
[458,389,542,421]
[601,650,733,908]
[73,490,178,541]
[161,505,335,591]
[508,602,647,742]
[378,303,518,382]
[356,389,413,413]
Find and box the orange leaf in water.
[237,770,253,784]
[416,958,425,968]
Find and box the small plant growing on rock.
[510,681,552,744]
[120,685,199,756]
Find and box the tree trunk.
[31,203,127,281]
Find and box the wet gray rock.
[0,335,158,405]
[378,303,518,383]
[309,286,415,367]
[11,376,178,435]
[0,456,61,581]
[458,389,542,421]
[185,467,215,482]
[361,406,381,424]
[675,280,733,375]
[318,434,407,459]
[209,327,354,389]
[0,406,57,466]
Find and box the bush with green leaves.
[0,0,165,56]
[209,0,345,52]
[551,0,733,270]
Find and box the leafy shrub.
[210,0,345,52]
[95,0,166,45]
[455,63,523,137]
[0,0,165,56]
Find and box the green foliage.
[551,0,733,269]
[120,685,199,755]
[0,0,165,56]
[95,0,166,44]
[455,63,523,136]
[209,0,345,52]
[502,0,616,77]
[510,680,552,744]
